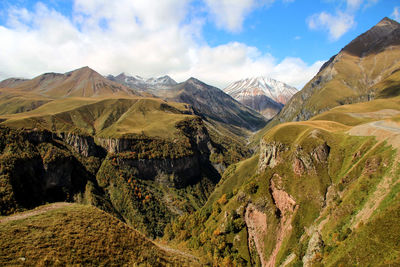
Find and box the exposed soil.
[156,243,201,265]
[266,175,298,267]
[244,203,268,266]
[348,120,400,151]
[347,109,400,120]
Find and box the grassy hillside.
[165,95,400,266]
[0,97,194,138]
[0,203,199,266]
[0,93,51,115]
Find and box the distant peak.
[77,66,91,71]
[377,17,400,27]
[187,77,202,83]
[67,66,98,75]
[341,16,400,57]
[186,77,209,87]
[115,72,128,79]
[155,75,177,84]
[158,75,172,80]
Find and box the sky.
[0,0,398,89]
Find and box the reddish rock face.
[244,204,268,266]
[265,174,298,267]
[293,157,305,176]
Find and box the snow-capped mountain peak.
[224,76,297,105]
[223,76,297,119]
[107,73,177,91]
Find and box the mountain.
[1,16,399,266]
[264,17,400,130]
[0,77,28,88]
[106,74,267,134]
[224,76,297,104]
[107,73,177,91]
[0,67,140,98]
[224,77,297,119]
[156,77,267,133]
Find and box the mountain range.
[107,73,178,91]
[0,66,139,98]
[0,16,399,267]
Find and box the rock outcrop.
[302,231,324,267]
[258,141,287,172]
[58,132,106,157]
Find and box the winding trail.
[348,119,400,151]
[371,120,400,134]
[156,243,201,264]
[0,202,73,224]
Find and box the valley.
[0,15,399,267]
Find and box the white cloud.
[346,0,363,11]
[202,0,298,33]
[203,0,269,32]
[0,0,319,90]
[308,0,378,41]
[171,42,323,88]
[392,6,400,21]
[308,11,355,41]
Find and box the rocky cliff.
[0,116,227,238]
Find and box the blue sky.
[199,0,398,63]
[0,0,399,88]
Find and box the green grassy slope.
[0,203,199,266]
[0,97,194,138]
[166,95,400,266]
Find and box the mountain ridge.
[160,77,268,133]
[0,66,140,98]
[107,73,178,91]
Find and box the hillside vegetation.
[0,97,194,138]
[165,95,400,266]
[0,203,199,266]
